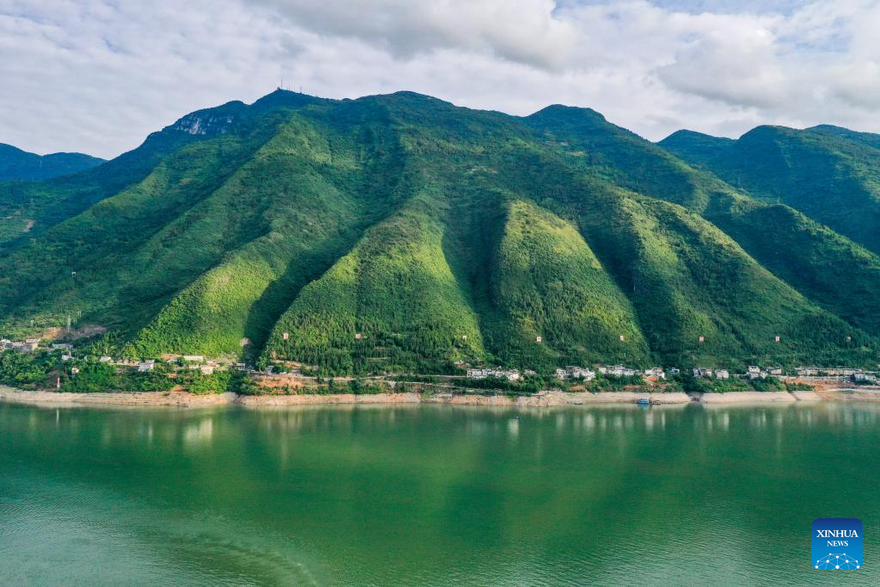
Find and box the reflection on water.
[1,402,879,585]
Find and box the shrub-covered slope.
[0,90,877,371]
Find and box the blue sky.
[1,0,878,158]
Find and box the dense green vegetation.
[1,89,878,376]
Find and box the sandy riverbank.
[0,386,235,408]
[1,385,691,408]
[815,388,880,402]
[239,390,693,407]
[4,385,879,409]
[699,391,797,404]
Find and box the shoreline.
[0,386,690,408]
[3,385,879,409]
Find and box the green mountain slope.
[807,125,880,150]
[659,125,880,255]
[0,90,877,372]
[0,143,103,182]
[485,199,650,369]
[496,149,870,367]
[526,106,880,338]
[265,197,485,373]
[0,92,322,249]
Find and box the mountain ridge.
[0,143,104,182]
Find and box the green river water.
[1,401,878,585]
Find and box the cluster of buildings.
[466,362,880,385]
[0,340,253,376]
[98,355,251,375]
[692,368,730,379]
[691,366,783,380]
[796,366,866,377]
[556,365,671,381]
[599,365,639,378]
[554,366,597,381]
[1,338,43,352]
[795,366,879,383]
[466,367,525,382]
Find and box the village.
[0,337,251,385]
[3,334,878,393]
[466,363,879,385]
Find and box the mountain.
[0,90,877,373]
[530,107,880,339]
[0,97,318,248]
[0,143,103,182]
[659,125,880,256]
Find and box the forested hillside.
[1,90,877,373]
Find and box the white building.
[137,360,156,372]
[467,368,490,380]
[500,370,521,382]
[468,368,520,382]
[565,366,596,381]
[747,366,766,379]
[602,365,635,378]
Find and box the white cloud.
[250,0,577,70]
[1,0,880,159]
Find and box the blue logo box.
[812,518,862,570]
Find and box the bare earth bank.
[0,386,692,408]
[2,385,878,409]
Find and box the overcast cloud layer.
[2,0,879,158]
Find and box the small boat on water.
[637,398,651,405]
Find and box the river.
[1,401,877,585]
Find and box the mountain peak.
[528,104,607,123]
[251,88,323,112]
